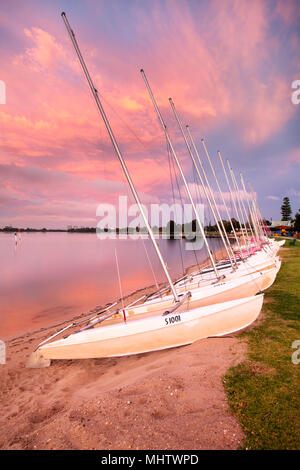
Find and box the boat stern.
[26,348,51,368]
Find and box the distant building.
[270,220,292,228]
[270,220,293,236]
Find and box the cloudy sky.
[0,0,299,228]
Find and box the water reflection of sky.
[0,232,223,339]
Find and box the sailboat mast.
[240,173,260,243]
[249,195,273,256]
[184,126,236,269]
[217,151,249,256]
[229,165,255,243]
[249,188,270,244]
[254,201,267,240]
[140,69,220,279]
[227,161,252,251]
[247,184,265,241]
[200,139,239,264]
[168,98,235,270]
[61,13,179,302]
[233,172,256,242]
[202,145,243,257]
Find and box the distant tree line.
[0,226,67,233]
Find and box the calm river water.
[0,232,223,339]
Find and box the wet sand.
[0,247,247,450]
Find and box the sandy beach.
[0,322,246,450]
[0,247,251,450]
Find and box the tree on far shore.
[281,197,292,221]
[294,209,300,232]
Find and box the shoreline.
[4,246,229,344]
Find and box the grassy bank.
[224,242,300,449]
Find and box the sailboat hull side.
[185,258,278,290]
[259,266,278,291]
[125,272,264,319]
[38,295,263,360]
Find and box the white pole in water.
[140,69,220,279]
[168,98,235,270]
[217,151,250,256]
[61,12,179,302]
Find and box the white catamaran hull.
[27,294,264,367]
[121,270,266,318]
[168,260,279,298]
[269,239,285,253]
[185,252,279,286]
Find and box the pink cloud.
[239,79,293,145]
[274,0,300,26]
[287,147,300,165]
[1,4,296,162]
[0,1,298,226]
[23,27,65,68]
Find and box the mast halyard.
[61,12,179,302]
[140,69,220,280]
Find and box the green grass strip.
[224,241,300,449]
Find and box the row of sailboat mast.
[61,12,268,301]
[140,69,220,280]
[169,99,236,269]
